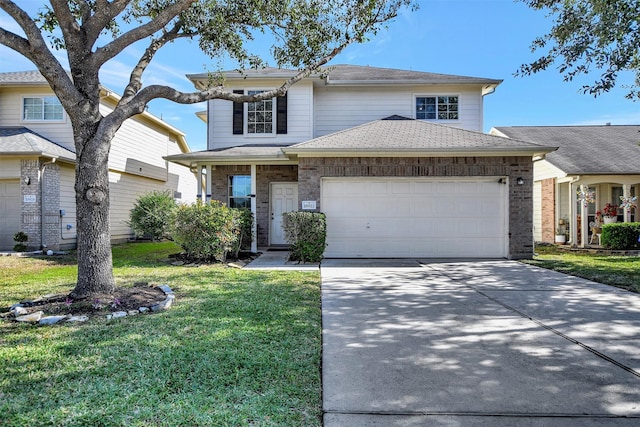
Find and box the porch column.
[197,165,203,201]
[250,164,258,253]
[569,181,577,246]
[579,184,588,248]
[622,184,631,222]
[206,165,213,202]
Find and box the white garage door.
[322,177,508,258]
[0,180,21,250]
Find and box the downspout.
[567,176,580,246]
[40,158,57,250]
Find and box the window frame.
[228,175,252,209]
[21,95,65,122]
[414,94,460,121]
[245,89,276,136]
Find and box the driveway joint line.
[424,265,640,379]
[324,410,640,418]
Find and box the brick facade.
[298,156,534,259]
[540,178,556,243]
[20,159,61,251]
[210,164,298,247]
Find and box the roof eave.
[284,147,557,158]
[323,79,503,86]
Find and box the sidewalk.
[243,249,319,271]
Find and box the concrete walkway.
[321,259,640,426]
[243,249,319,271]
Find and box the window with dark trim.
[416,96,458,120]
[232,90,287,135]
[229,175,251,208]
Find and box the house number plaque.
[301,201,317,210]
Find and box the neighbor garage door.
[322,177,508,258]
[0,180,21,251]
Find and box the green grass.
[522,245,640,293]
[0,242,322,426]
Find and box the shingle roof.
[187,64,502,87]
[493,126,640,174]
[0,127,76,161]
[164,144,293,167]
[285,116,554,156]
[0,70,49,84]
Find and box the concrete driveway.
[321,259,640,426]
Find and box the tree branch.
[91,0,193,68]
[83,0,130,48]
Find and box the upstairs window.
[228,175,251,208]
[416,96,458,120]
[232,90,287,135]
[23,96,64,121]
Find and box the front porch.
[551,176,639,248]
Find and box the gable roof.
[284,116,555,157]
[0,127,76,162]
[0,70,53,85]
[492,125,640,175]
[187,64,502,92]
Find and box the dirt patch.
[5,283,168,321]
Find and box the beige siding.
[533,160,564,181]
[0,158,20,178]
[0,179,21,250]
[0,86,75,151]
[558,182,571,222]
[208,81,314,149]
[313,85,484,136]
[533,181,542,242]
[59,164,77,245]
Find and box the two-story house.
[166,65,555,259]
[0,71,198,251]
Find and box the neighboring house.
[0,71,198,251]
[166,65,555,259]
[491,126,640,247]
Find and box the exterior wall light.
[23,176,31,185]
[516,177,524,186]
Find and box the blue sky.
[1,0,639,152]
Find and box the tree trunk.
[70,121,116,298]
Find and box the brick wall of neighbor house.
[298,156,534,259]
[21,159,61,251]
[540,178,556,243]
[210,165,298,247]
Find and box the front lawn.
[0,242,322,426]
[522,245,640,293]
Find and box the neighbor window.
[23,96,64,121]
[229,175,251,208]
[247,90,273,134]
[416,96,458,120]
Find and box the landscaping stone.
[139,307,150,313]
[39,315,70,325]
[11,306,28,316]
[127,310,139,316]
[67,316,89,323]
[158,284,173,294]
[227,261,246,269]
[112,311,127,319]
[171,260,185,266]
[9,303,24,310]
[151,294,175,312]
[15,311,44,323]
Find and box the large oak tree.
[0,0,414,297]
[519,0,640,99]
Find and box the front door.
[270,182,298,245]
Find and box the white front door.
[270,182,298,245]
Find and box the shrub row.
[601,222,640,250]
[129,192,253,262]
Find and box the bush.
[13,231,28,252]
[230,208,254,258]
[129,190,177,241]
[601,222,640,250]
[171,200,242,262]
[282,212,327,263]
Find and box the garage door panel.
[322,178,508,258]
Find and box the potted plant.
[600,203,619,224]
[555,220,567,244]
